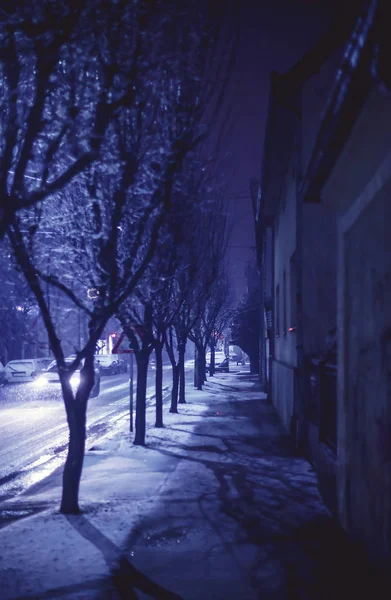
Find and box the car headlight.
[70,373,80,388]
[34,376,48,388]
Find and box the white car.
[95,353,125,376]
[4,359,48,383]
[34,357,101,398]
[205,351,226,370]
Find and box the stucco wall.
[340,179,391,560]
[323,88,391,213]
[272,360,295,433]
[274,164,297,367]
[323,87,391,562]
[271,154,297,433]
[314,85,391,562]
[301,202,337,356]
[308,422,337,516]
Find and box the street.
[0,361,183,504]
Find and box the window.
[275,284,280,337]
[283,270,287,335]
[289,252,297,331]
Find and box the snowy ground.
[0,368,382,599]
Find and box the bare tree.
[230,281,262,374]
[116,177,211,440]
[203,276,233,378]
[161,218,208,414]
[117,300,155,446]
[164,198,227,407]
[164,220,209,411]
[190,271,231,390]
[114,1,239,434]
[150,253,186,428]
[5,1,228,513]
[0,243,41,362]
[185,193,229,390]
[0,1,134,237]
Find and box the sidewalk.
[0,369,378,599]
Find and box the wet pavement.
[0,363,176,504]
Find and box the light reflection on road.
[0,361,193,504]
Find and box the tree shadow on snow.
[120,398,389,599]
[65,515,183,599]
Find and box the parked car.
[206,355,230,374]
[205,351,226,372]
[38,357,54,370]
[4,359,48,384]
[228,345,244,365]
[0,361,5,385]
[214,357,230,373]
[95,353,124,376]
[118,358,128,373]
[34,356,101,398]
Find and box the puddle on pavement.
[139,526,189,547]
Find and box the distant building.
[254,0,391,567]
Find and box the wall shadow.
[113,374,390,598]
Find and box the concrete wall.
[322,87,391,562]
[264,227,273,304]
[341,179,391,560]
[272,156,297,432]
[272,360,295,433]
[300,202,338,516]
[301,202,338,356]
[307,421,338,516]
[274,160,297,367]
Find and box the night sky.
[226,0,348,300]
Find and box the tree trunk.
[60,405,86,514]
[60,388,87,515]
[155,340,163,427]
[194,343,204,391]
[194,345,199,389]
[210,341,216,377]
[250,355,259,374]
[178,341,186,404]
[170,363,180,413]
[199,345,206,388]
[134,350,149,446]
[60,354,95,514]
[164,327,179,414]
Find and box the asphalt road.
[0,361,183,504]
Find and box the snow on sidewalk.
[0,369,349,599]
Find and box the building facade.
[254,0,391,565]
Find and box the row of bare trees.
[0,1,236,513]
[117,164,233,444]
